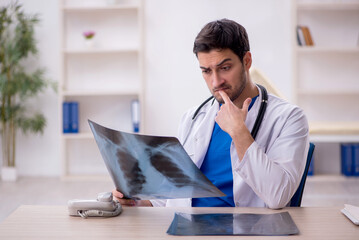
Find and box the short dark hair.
[193,19,250,62]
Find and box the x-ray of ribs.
[116,149,146,196]
[89,119,225,200]
[149,151,192,185]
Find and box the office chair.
[290,142,315,207]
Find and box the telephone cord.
[77,202,122,219]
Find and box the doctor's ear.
[242,52,252,69]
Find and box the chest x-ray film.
[167,212,299,236]
[88,120,225,200]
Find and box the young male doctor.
[113,19,309,209]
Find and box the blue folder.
[63,102,71,133]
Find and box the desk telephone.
[68,192,122,218]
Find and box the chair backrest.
[290,142,315,207]
[249,67,287,100]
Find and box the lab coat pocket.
[186,150,194,160]
[183,141,195,160]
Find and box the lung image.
[116,149,146,196]
[88,120,224,200]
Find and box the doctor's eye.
[220,66,231,71]
[202,69,211,74]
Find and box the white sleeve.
[233,107,309,209]
[149,199,166,207]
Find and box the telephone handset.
[68,192,122,219]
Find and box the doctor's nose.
[211,72,224,88]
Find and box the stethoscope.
[188,84,268,143]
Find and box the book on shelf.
[131,99,140,133]
[62,102,71,133]
[296,26,305,46]
[296,25,314,46]
[341,143,359,177]
[70,102,79,133]
[62,101,79,133]
[303,26,314,46]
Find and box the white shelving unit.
[293,0,359,176]
[59,0,144,178]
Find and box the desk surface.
[0,205,358,239]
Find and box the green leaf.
[16,113,46,135]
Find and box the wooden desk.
[0,205,357,239]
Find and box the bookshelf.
[293,0,359,176]
[59,0,144,178]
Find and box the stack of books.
[296,25,314,46]
[341,143,359,176]
[63,102,79,133]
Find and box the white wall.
[1,0,293,176]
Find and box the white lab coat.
[151,86,309,209]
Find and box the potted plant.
[0,2,54,181]
[83,30,96,48]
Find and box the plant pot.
[1,166,17,181]
[84,39,95,48]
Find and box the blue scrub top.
[192,95,258,207]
